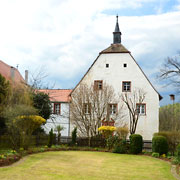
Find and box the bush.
[154,131,180,155]
[116,126,129,140]
[129,134,143,154]
[172,157,180,165]
[152,136,168,155]
[48,129,54,148]
[98,126,116,139]
[152,152,160,158]
[106,135,119,150]
[71,127,77,145]
[176,144,180,160]
[113,139,127,154]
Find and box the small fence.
[0,135,152,150]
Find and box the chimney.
[25,70,28,84]
[10,66,15,81]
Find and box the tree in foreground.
[71,83,124,142]
[4,104,45,150]
[32,91,52,120]
[121,89,146,134]
[0,74,11,135]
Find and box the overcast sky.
[0,0,180,106]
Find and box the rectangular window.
[122,81,131,92]
[109,104,117,115]
[136,103,146,115]
[54,103,61,114]
[83,103,91,114]
[94,80,103,90]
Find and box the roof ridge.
[100,43,130,54]
[0,60,16,69]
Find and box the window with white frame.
[83,103,91,114]
[54,103,61,114]
[109,104,117,115]
[122,81,131,92]
[136,103,146,115]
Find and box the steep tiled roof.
[100,43,130,54]
[38,89,72,102]
[0,60,24,83]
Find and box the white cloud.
[0,0,180,99]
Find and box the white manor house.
[41,16,162,141]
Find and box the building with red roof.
[0,60,24,83]
[38,89,72,136]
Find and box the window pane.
[109,104,117,115]
[141,105,145,114]
[54,103,60,114]
[123,82,131,92]
[84,103,91,114]
[136,104,145,115]
[94,80,103,90]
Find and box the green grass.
[0,151,176,180]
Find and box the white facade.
[73,51,160,140]
[43,102,70,136]
[39,89,72,137]
[70,17,161,140]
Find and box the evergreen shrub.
[152,135,168,155]
[48,129,54,148]
[129,134,143,154]
[106,135,119,150]
[113,139,127,154]
[71,127,77,145]
[154,131,180,155]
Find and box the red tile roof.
[38,89,72,102]
[0,60,24,83]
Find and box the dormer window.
[94,80,103,90]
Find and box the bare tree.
[28,66,55,90]
[159,55,180,90]
[121,89,146,134]
[70,83,124,140]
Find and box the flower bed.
[0,150,21,167]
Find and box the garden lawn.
[0,151,176,180]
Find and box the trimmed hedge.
[129,134,143,154]
[154,131,180,155]
[152,136,168,155]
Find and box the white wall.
[42,102,70,136]
[74,52,159,140]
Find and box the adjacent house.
[0,60,24,84]
[38,89,72,136]
[70,16,162,140]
